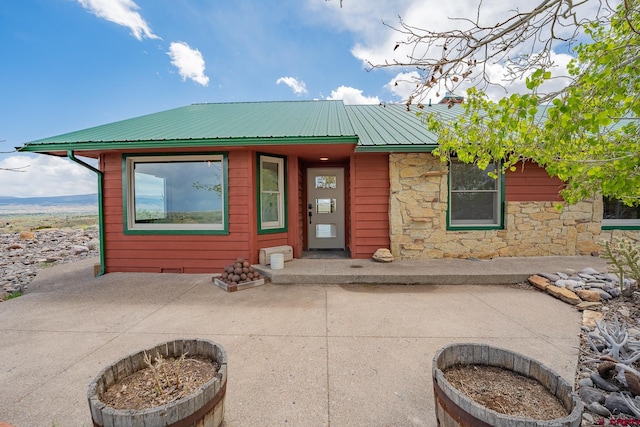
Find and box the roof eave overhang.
[18,135,360,154]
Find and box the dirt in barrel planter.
[101,353,219,410]
[443,364,569,420]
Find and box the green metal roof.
[19,100,463,153]
[346,103,460,152]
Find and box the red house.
[19,100,639,274]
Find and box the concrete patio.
[0,256,605,426]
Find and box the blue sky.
[0,0,584,197]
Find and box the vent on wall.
[160,267,183,273]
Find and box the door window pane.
[316,224,337,238]
[315,175,336,189]
[316,198,336,214]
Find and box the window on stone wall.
[603,197,640,229]
[448,160,503,229]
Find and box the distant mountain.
[0,194,98,206]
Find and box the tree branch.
[371,0,614,103]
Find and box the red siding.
[351,153,390,258]
[256,233,289,250]
[344,166,352,254]
[505,161,565,202]
[102,151,255,273]
[287,156,303,257]
[99,148,391,271]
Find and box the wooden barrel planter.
[432,343,582,427]
[88,339,227,427]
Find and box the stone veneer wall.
[389,153,640,259]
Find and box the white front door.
[307,168,345,249]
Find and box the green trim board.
[19,136,359,153]
[256,153,288,234]
[355,144,438,153]
[122,152,229,235]
[67,151,106,276]
[602,225,640,230]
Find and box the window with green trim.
[448,160,503,228]
[258,154,286,232]
[603,197,640,228]
[125,154,227,233]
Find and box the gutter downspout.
[67,151,106,276]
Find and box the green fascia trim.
[67,151,106,276]
[122,152,230,235]
[602,225,640,230]
[447,225,504,231]
[355,144,438,153]
[123,228,229,236]
[257,153,288,235]
[20,136,359,153]
[445,162,506,231]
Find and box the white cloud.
[77,0,159,40]
[385,71,420,100]
[0,155,96,197]
[327,86,379,105]
[167,42,210,86]
[276,77,308,94]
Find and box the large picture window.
[603,197,640,229]
[258,154,286,233]
[448,160,503,229]
[125,154,227,233]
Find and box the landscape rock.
[70,245,89,255]
[19,231,35,240]
[582,310,603,327]
[556,279,583,289]
[579,267,601,275]
[595,289,614,301]
[0,227,100,298]
[538,272,561,282]
[576,289,602,302]
[579,386,606,405]
[546,285,581,305]
[587,282,607,289]
[591,373,620,392]
[578,377,594,388]
[624,371,640,395]
[372,248,394,263]
[604,393,635,416]
[527,274,550,291]
[586,402,611,417]
[577,301,603,311]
